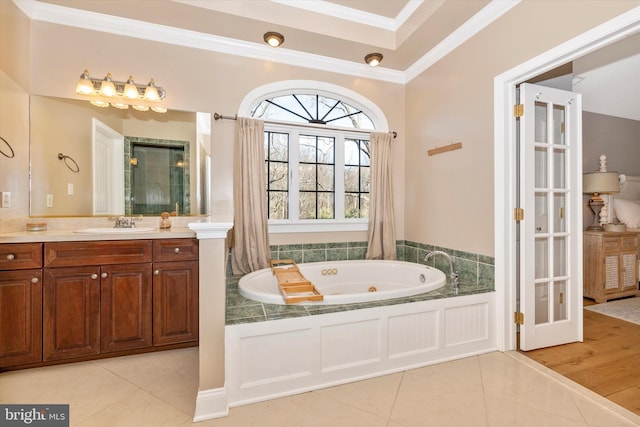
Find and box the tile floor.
[1,348,639,426]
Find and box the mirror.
[29,96,211,217]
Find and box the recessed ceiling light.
[365,53,383,67]
[264,32,284,47]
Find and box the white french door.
[519,83,583,351]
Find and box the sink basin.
[74,227,156,234]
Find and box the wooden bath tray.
[270,259,324,304]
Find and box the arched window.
[252,94,375,130]
[241,81,387,233]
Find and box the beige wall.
[2,0,638,247]
[404,0,638,256]
[24,21,406,243]
[0,0,30,232]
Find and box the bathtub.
[218,259,497,414]
[238,260,446,305]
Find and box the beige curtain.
[231,117,271,274]
[366,131,397,260]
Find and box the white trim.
[405,0,521,82]
[188,221,233,239]
[494,6,640,352]
[193,387,228,422]
[269,221,368,234]
[238,80,389,131]
[270,0,424,32]
[17,0,518,85]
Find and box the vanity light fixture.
[75,70,167,112]
[365,53,383,67]
[263,32,284,47]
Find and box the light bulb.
[143,79,159,101]
[100,73,116,97]
[75,70,94,95]
[123,76,139,99]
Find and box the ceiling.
[19,0,640,120]
[28,0,514,82]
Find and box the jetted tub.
[238,259,447,305]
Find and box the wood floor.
[522,299,640,416]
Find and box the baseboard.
[193,387,228,422]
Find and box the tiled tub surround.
[224,241,496,410]
[267,240,494,293]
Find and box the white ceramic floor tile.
[313,372,403,418]
[390,365,488,427]
[99,348,199,415]
[74,388,193,427]
[2,349,638,426]
[0,360,140,424]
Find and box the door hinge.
[514,104,524,117]
[514,311,524,325]
[514,208,524,221]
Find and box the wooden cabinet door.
[100,263,152,353]
[0,270,42,367]
[620,251,638,291]
[43,266,100,361]
[153,261,199,346]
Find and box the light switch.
[47,194,54,208]
[67,183,74,195]
[1,192,10,208]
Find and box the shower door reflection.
[125,137,190,215]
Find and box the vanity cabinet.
[0,243,43,368]
[152,239,199,345]
[0,237,198,370]
[43,241,153,361]
[583,231,640,303]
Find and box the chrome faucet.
[424,250,459,290]
[114,216,135,228]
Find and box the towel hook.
[0,136,15,158]
[58,153,80,173]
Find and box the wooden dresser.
[583,230,640,303]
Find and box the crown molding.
[405,0,521,82]
[270,0,424,32]
[16,0,516,85]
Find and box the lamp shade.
[583,172,620,194]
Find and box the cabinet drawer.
[0,243,43,270]
[603,237,620,251]
[45,240,152,267]
[621,235,637,250]
[153,239,198,262]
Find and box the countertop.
[0,227,196,243]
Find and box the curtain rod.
[213,113,397,139]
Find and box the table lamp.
[583,171,620,231]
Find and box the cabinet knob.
[6,253,15,260]
[31,277,39,284]
[91,273,98,280]
[154,269,160,276]
[173,247,180,254]
[101,272,108,279]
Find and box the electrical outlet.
[47,194,54,208]
[67,183,74,195]
[1,192,10,208]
